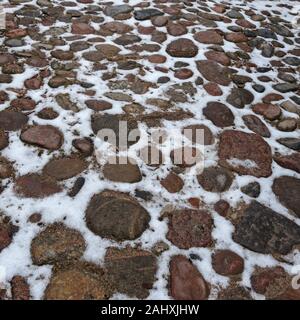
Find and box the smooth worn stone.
[169,255,210,300]
[114,34,141,46]
[203,82,223,96]
[160,172,184,193]
[204,50,231,66]
[182,124,215,145]
[277,138,300,151]
[91,114,140,149]
[242,114,271,138]
[226,88,254,108]
[280,100,300,114]
[241,181,261,198]
[233,201,300,255]
[194,30,223,45]
[272,176,300,218]
[85,99,112,111]
[104,247,157,299]
[203,102,234,127]
[197,166,233,192]
[44,262,111,300]
[252,103,281,121]
[212,250,244,276]
[225,32,248,42]
[70,41,90,52]
[166,209,213,249]
[71,22,95,34]
[276,118,297,132]
[283,56,300,66]
[15,174,61,198]
[253,84,265,93]
[167,22,187,36]
[103,158,142,183]
[82,50,104,62]
[85,190,150,241]
[274,153,300,174]
[72,138,93,156]
[214,200,230,217]
[31,223,86,265]
[196,60,231,86]
[43,157,87,180]
[166,39,198,58]
[134,9,163,21]
[273,83,299,93]
[0,111,28,131]
[20,125,63,150]
[218,130,272,177]
[0,215,18,252]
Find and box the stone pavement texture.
[0,0,299,300]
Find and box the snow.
[0,0,299,300]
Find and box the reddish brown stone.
[203,82,223,96]
[262,93,283,104]
[11,276,30,300]
[15,174,61,198]
[250,267,289,298]
[274,153,300,174]
[225,32,248,42]
[196,60,232,86]
[160,172,184,193]
[169,255,210,300]
[182,124,214,145]
[72,138,93,156]
[214,200,230,217]
[71,22,95,34]
[194,30,223,45]
[21,125,63,150]
[0,111,28,131]
[166,39,198,58]
[212,250,244,276]
[10,97,36,111]
[166,209,213,249]
[218,130,272,177]
[148,54,166,63]
[43,157,87,181]
[205,51,231,66]
[166,22,187,36]
[252,103,281,121]
[85,99,112,111]
[174,68,193,80]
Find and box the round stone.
[212,250,244,276]
[85,190,150,241]
[166,39,198,58]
